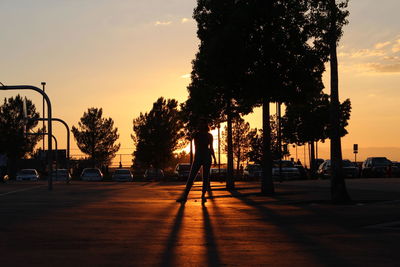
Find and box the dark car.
[174,163,191,180]
[243,164,262,179]
[144,168,164,180]
[390,162,400,177]
[318,159,359,178]
[361,157,391,178]
[210,167,227,180]
[272,160,301,181]
[16,169,40,181]
[50,169,71,181]
[112,169,133,182]
[80,168,103,181]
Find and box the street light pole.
[41,82,46,152]
[0,85,53,190]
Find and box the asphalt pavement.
[0,179,399,266]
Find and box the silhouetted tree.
[72,108,120,167]
[246,116,290,165]
[238,0,326,194]
[132,97,186,170]
[309,0,351,203]
[222,117,252,175]
[0,95,43,178]
[246,129,263,165]
[189,0,254,190]
[282,94,351,174]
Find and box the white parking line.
[0,185,44,197]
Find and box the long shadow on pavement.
[202,204,221,267]
[159,204,185,267]
[229,189,350,267]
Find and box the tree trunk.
[261,99,274,194]
[236,148,241,177]
[226,105,235,190]
[310,141,316,178]
[190,139,193,165]
[218,124,221,177]
[277,102,282,182]
[329,0,351,203]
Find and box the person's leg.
[201,157,212,200]
[177,159,202,202]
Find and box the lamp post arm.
[1,85,53,190]
[32,118,70,160]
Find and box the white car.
[16,169,40,181]
[80,168,103,181]
[112,169,133,182]
[50,169,71,181]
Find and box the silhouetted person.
[177,121,217,204]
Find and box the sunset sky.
[1,0,399,166]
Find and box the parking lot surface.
[1,179,399,266]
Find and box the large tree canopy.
[72,108,120,167]
[132,97,185,170]
[187,0,259,189]
[0,95,42,159]
[282,94,351,145]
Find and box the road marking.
[0,185,44,197]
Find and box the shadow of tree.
[228,189,350,267]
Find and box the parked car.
[174,163,191,180]
[391,162,400,177]
[144,168,164,180]
[16,169,40,181]
[112,169,133,182]
[272,161,301,181]
[314,158,325,169]
[318,159,358,178]
[243,164,262,179]
[210,167,227,180]
[294,164,308,180]
[361,157,392,178]
[80,168,103,181]
[50,169,71,181]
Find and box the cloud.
[154,21,172,26]
[180,74,191,79]
[367,63,400,73]
[181,18,192,23]
[392,39,400,53]
[350,49,386,58]
[374,41,391,49]
[383,56,400,61]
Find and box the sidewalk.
[0,180,399,266]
